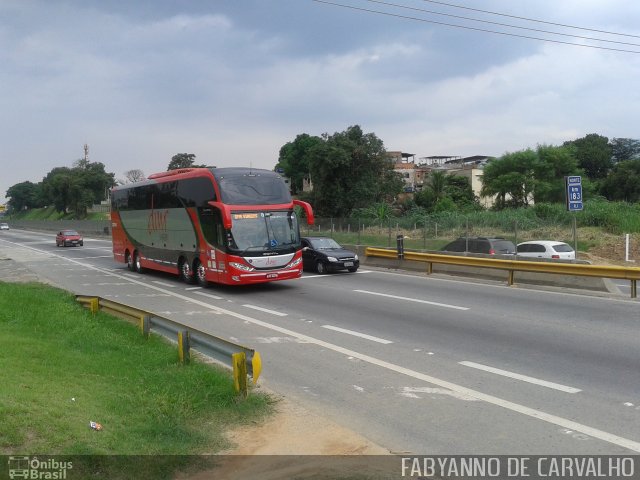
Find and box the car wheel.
[347,267,358,273]
[316,261,327,274]
[134,251,145,274]
[79,241,83,246]
[195,260,209,287]
[179,258,195,284]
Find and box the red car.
[56,229,84,247]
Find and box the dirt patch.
[586,233,640,266]
[220,395,388,456]
[182,395,391,480]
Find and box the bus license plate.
[266,273,278,279]
[344,262,354,267]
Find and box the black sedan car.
[301,237,359,274]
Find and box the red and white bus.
[110,167,314,286]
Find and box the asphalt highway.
[1,229,639,455]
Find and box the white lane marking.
[322,325,393,344]
[459,361,582,394]
[298,270,373,280]
[400,386,479,401]
[185,287,202,291]
[254,336,307,343]
[242,304,288,316]
[3,239,640,453]
[194,291,223,300]
[151,280,176,288]
[299,274,339,280]
[364,268,640,304]
[354,289,469,311]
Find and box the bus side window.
[198,207,224,248]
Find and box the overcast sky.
[2,0,639,204]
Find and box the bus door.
[197,206,224,284]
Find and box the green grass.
[0,282,273,479]
[8,206,108,221]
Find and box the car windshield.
[309,238,342,250]
[492,240,515,253]
[553,243,574,252]
[63,230,79,236]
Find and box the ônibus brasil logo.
[8,456,73,479]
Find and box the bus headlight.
[288,257,302,268]
[229,262,255,272]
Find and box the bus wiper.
[239,245,266,256]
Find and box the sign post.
[565,176,583,212]
[565,176,583,258]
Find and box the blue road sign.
[565,176,583,211]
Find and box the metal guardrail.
[365,247,640,298]
[76,295,262,396]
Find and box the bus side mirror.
[208,201,232,229]
[293,199,314,226]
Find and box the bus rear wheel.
[126,251,135,272]
[179,258,195,284]
[134,251,145,273]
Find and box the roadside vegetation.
[7,205,109,221]
[0,282,272,479]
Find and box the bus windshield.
[228,211,299,253]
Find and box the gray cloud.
[1,0,639,203]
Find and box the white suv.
[0,222,9,230]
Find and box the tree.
[167,153,208,170]
[600,159,640,202]
[533,144,580,203]
[304,125,403,217]
[414,173,478,212]
[6,181,43,211]
[276,134,323,194]
[444,175,477,208]
[481,149,537,208]
[40,162,115,216]
[428,170,447,203]
[610,138,640,163]
[564,133,612,180]
[41,167,73,213]
[123,169,146,183]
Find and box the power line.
[364,0,640,47]
[312,0,640,54]
[418,0,640,39]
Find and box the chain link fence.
[303,216,581,253]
